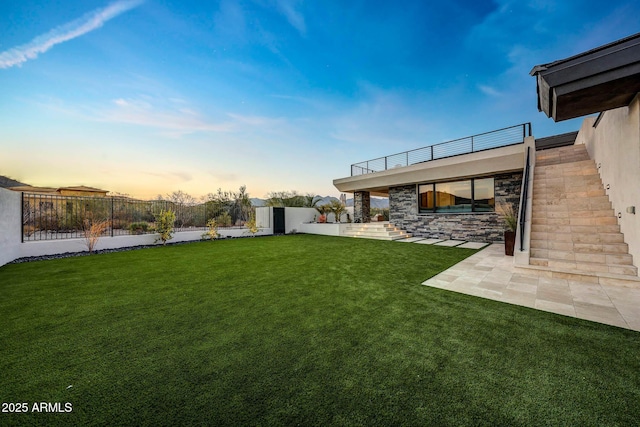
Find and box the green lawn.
[1,235,639,426]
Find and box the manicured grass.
[1,235,639,426]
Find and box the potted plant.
[501,204,517,256]
[314,204,329,223]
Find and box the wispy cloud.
[227,113,285,127]
[478,84,502,97]
[275,0,306,35]
[101,96,234,135]
[0,0,144,69]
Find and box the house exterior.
[333,124,534,242]
[334,31,639,279]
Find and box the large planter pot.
[504,231,516,256]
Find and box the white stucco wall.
[284,207,316,233]
[575,95,640,270]
[0,188,22,267]
[256,206,355,234]
[297,223,352,236]
[256,206,272,229]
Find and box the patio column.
[354,191,370,223]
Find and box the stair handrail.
[519,146,531,251]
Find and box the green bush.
[201,219,219,240]
[216,212,232,227]
[154,210,176,245]
[129,222,149,235]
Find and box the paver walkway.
[420,243,640,331]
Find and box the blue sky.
[1,0,638,199]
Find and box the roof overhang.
[333,143,525,195]
[530,32,640,122]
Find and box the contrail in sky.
[0,0,144,69]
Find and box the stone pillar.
[353,191,370,223]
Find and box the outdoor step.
[344,229,408,237]
[534,163,598,174]
[530,240,630,253]
[530,249,634,265]
[345,234,412,241]
[531,212,617,223]
[545,260,638,276]
[531,232,626,244]
[342,222,412,241]
[345,228,403,235]
[531,224,621,234]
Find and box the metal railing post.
[519,146,531,251]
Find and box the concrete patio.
[419,242,640,331]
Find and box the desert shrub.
[216,212,232,227]
[129,222,149,235]
[83,218,110,253]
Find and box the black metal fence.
[22,193,254,241]
[351,123,532,176]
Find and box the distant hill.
[0,175,27,188]
[345,197,389,209]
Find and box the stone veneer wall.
[389,172,522,242]
[353,191,371,223]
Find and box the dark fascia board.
[535,131,578,151]
[531,32,640,121]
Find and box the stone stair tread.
[530,258,638,276]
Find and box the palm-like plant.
[328,200,346,223]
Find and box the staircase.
[343,222,412,241]
[529,145,638,279]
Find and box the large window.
[418,178,494,213]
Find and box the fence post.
[111,197,114,237]
[20,192,24,243]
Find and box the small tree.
[82,218,109,253]
[202,219,219,240]
[155,210,176,245]
[244,212,259,236]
